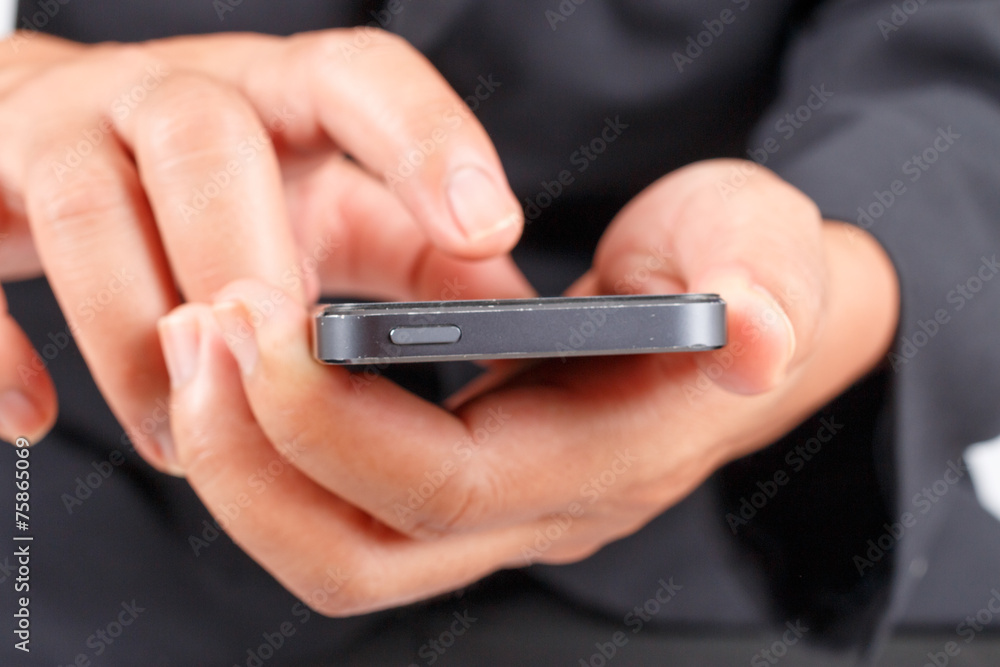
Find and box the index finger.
[149,29,524,259]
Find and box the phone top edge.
[317,293,723,317]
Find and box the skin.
[0,30,529,459]
[0,30,899,616]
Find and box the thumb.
[689,269,798,394]
[591,159,825,394]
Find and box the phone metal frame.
[313,294,726,365]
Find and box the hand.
[158,159,899,615]
[0,30,530,458]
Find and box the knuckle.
[136,75,258,172]
[302,27,407,67]
[404,464,505,538]
[345,25,408,52]
[28,157,131,237]
[780,183,822,227]
[87,43,171,104]
[178,430,226,479]
[90,42,156,75]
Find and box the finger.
[211,277,566,539]
[284,155,534,302]
[24,127,182,473]
[151,30,524,259]
[161,303,539,615]
[591,159,826,394]
[208,278,492,537]
[0,285,57,443]
[14,53,296,472]
[112,70,306,304]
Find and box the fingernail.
[447,166,521,241]
[212,301,258,375]
[0,390,40,440]
[159,311,201,390]
[153,428,185,478]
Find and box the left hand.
[158,159,899,615]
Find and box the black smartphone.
[313,294,725,365]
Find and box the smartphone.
[313,294,725,365]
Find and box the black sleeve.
[745,0,1000,633]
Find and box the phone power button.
[389,325,463,346]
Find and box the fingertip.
[159,302,251,476]
[563,270,600,298]
[695,272,796,395]
[211,300,259,377]
[443,165,523,258]
[159,305,204,391]
[211,277,288,307]
[156,304,220,477]
[0,311,58,444]
[0,389,56,446]
[210,277,312,375]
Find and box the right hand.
[0,29,531,467]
